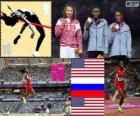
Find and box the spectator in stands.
[34,105,41,116]
[47,99,52,116]
[0,79,5,85]
[3,107,10,116]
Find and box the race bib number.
[117,77,124,81]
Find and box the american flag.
[71,59,104,116]
[71,97,104,115]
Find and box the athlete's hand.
[85,21,91,30]
[112,25,117,32]
[14,35,21,44]
[61,19,67,27]
[78,49,83,54]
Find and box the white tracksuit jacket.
[109,22,132,58]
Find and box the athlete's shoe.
[117,108,124,113]
[32,51,40,57]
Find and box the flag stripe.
[71,84,104,90]
[71,113,104,115]
[71,107,104,110]
[84,65,104,68]
[72,110,104,112]
[72,76,104,78]
[71,78,104,84]
[72,114,104,116]
[71,71,104,74]
[85,98,104,100]
[71,74,104,76]
[71,90,104,97]
[84,101,104,103]
[84,104,104,107]
[71,68,104,71]
[85,104,104,106]
[84,59,104,61]
[84,62,104,65]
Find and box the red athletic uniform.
[115,67,126,90]
[24,74,32,95]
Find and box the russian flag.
[71,58,104,97]
[71,84,104,97]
